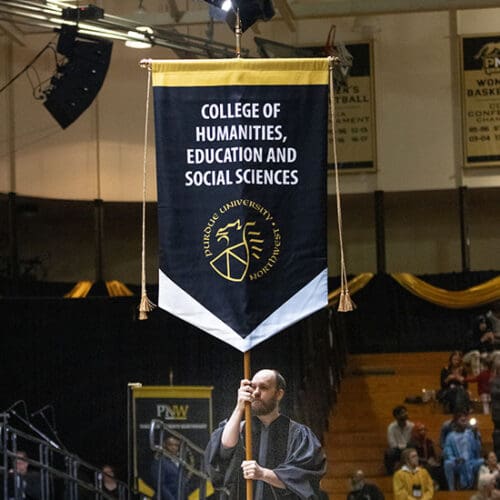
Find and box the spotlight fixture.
[204,0,275,32]
[125,26,153,49]
[62,5,105,22]
[43,26,113,129]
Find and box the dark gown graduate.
[205,370,326,500]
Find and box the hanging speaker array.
[43,26,112,129]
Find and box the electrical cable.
[0,37,56,94]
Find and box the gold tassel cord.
[328,56,354,312]
[139,293,156,320]
[139,64,156,320]
[328,273,373,307]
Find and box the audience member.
[478,451,500,482]
[347,469,385,500]
[101,464,119,498]
[384,405,414,475]
[490,360,500,457]
[440,413,462,450]
[7,451,41,500]
[467,358,493,414]
[438,351,470,414]
[393,447,434,500]
[464,302,500,375]
[408,422,445,490]
[151,435,187,500]
[443,412,483,490]
[470,473,497,500]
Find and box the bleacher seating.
[321,352,494,499]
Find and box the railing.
[1,412,132,500]
[148,419,229,500]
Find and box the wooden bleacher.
[321,352,493,499]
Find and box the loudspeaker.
[226,0,274,32]
[44,26,113,129]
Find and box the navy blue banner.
[152,59,329,351]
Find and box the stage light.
[43,26,112,129]
[62,5,104,22]
[125,26,153,49]
[204,0,275,32]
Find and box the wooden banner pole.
[244,350,253,500]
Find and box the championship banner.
[461,34,500,167]
[152,58,329,352]
[328,41,376,172]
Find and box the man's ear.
[276,388,285,401]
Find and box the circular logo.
[202,199,281,282]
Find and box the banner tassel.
[139,293,156,320]
[338,289,356,312]
[329,55,355,313]
[138,64,156,320]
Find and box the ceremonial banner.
[461,34,500,167]
[152,58,329,352]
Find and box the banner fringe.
[139,293,156,320]
[337,290,356,312]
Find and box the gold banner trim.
[151,58,330,87]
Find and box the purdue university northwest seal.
[202,199,281,283]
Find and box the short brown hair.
[401,448,417,465]
[273,370,286,391]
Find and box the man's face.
[250,370,283,416]
[102,466,114,478]
[396,409,408,424]
[14,454,28,475]
[407,450,419,469]
[165,437,180,456]
[456,414,468,430]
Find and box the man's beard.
[251,395,278,416]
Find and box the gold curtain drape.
[391,273,500,309]
[326,272,500,310]
[64,281,94,298]
[106,280,134,297]
[64,280,133,298]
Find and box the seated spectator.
[438,351,470,414]
[466,358,493,415]
[384,405,414,475]
[464,302,500,376]
[393,447,434,500]
[8,451,41,500]
[470,473,497,500]
[101,464,119,498]
[151,434,189,500]
[440,413,461,449]
[478,452,500,482]
[408,422,445,490]
[347,469,385,500]
[443,412,483,490]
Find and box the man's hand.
[481,331,495,343]
[241,460,286,489]
[236,379,254,412]
[241,460,264,480]
[221,379,254,449]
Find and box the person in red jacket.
[466,357,493,414]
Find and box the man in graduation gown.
[205,369,326,499]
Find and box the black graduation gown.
[205,414,326,499]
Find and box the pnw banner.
[152,58,329,352]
